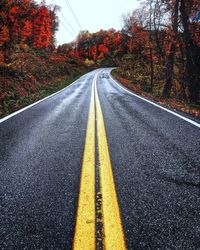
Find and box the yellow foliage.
[84,58,95,66]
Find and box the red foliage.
[127,23,149,54]
[33,6,52,48]
[15,85,29,97]
[22,20,33,41]
[0,26,10,45]
[113,34,122,45]
[0,0,57,49]
[0,50,4,64]
[0,91,6,100]
[103,37,110,46]
[69,48,80,59]
[9,6,19,22]
[98,44,108,53]
[49,54,68,64]
[97,52,104,59]
[89,45,97,60]
[13,20,21,42]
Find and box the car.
[100,73,109,79]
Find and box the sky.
[35,0,139,45]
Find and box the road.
[0,68,200,249]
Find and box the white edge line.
[0,75,84,124]
[109,72,200,128]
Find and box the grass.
[0,71,88,119]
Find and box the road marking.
[73,81,96,249]
[109,72,200,129]
[73,72,126,249]
[94,76,126,249]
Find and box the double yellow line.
[73,73,126,250]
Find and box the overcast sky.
[35,0,139,45]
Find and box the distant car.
[100,73,109,79]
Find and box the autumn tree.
[0,0,58,62]
[162,0,180,98]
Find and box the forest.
[0,0,200,117]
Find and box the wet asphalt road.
[0,68,200,249]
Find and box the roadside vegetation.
[0,0,90,118]
[113,0,200,117]
[0,0,199,118]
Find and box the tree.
[162,0,180,98]
[33,5,52,48]
[0,0,58,50]
[179,0,200,103]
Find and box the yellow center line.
[73,79,95,250]
[94,76,126,249]
[73,72,126,249]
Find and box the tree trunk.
[153,0,165,59]
[178,42,187,100]
[180,0,200,103]
[162,43,175,98]
[162,0,179,98]
[149,0,154,92]
[150,47,154,92]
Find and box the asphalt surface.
[0,70,96,249]
[97,69,200,249]
[1,68,200,249]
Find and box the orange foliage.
[103,37,110,46]
[33,6,52,48]
[0,0,57,49]
[49,53,69,63]
[113,34,122,44]
[98,44,108,53]
[89,45,97,60]
[128,23,149,53]
[0,26,10,45]
[22,20,33,41]
[98,52,104,59]
[9,6,19,22]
